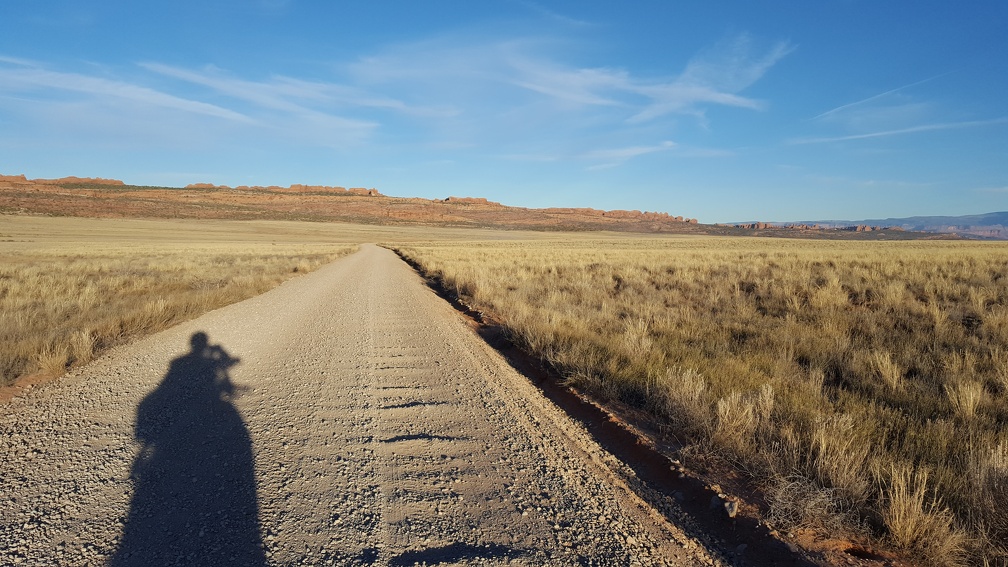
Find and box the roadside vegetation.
[0,217,357,387]
[392,237,1008,566]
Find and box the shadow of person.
[111,332,265,566]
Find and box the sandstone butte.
[0,174,125,186]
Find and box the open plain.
[0,242,724,566]
[3,214,1006,566]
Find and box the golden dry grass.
[0,214,578,389]
[391,236,1008,565]
[0,216,368,386]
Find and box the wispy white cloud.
[802,173,934,190]
[586,162,621,171]
[583,144,671,170]
[505,60,628,106]
[138,63,382,142]
[141,62,449,118]
[817,101,935,134]
[0,60,250,122]
[812,72,952,121]
[0,55,35,66]
[1,29,788,161]
[0,58,387,149]
[676,146,735,158]
[514,1,594,28]
[629,34,794,123]
[789,118,1008,144]
[502,140,729,169]
[348,32,791,123]
[582,141,676,161]
[797,71,1007,149]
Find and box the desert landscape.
[2,174,1006,567]
[5,3,1005,566]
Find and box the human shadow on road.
[111,332,265,567]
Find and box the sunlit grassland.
[0,216,370,387]
[392,237,1008,565]
[0,215,583,389]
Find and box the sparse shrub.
[880,464,968,566]
[970,442,1008,558]
[811,414,871,510]
[69,330,96,365]
[713,390,757,460]
[943,350,978,383]
[34,343,70,375]
[753,383,775,431]
[767,475,851,533]
[992,349,1008,395]
[622,318,653,359]
[945,379,984,420]
[870,350,903,391]
[661,366,712,436]
[766,423,803,478]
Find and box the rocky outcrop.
[1,174,126,186]
[963,227,1006,238]
[2,174,126,187]
[347,188,381,196]
[44,176,125,186]
[543,207,606,216]
[443,196,500,206]
[185,183,382,196]
[733,222,906,234]
[734,222,775,230]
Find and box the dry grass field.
[6,212,1007,564]
[0,215,569,390]
[392,236,1008,565]
[0,216,372,388]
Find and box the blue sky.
[1,2,1006,223]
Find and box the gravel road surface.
[0,244,724,566]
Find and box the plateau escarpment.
[0,174,701,233]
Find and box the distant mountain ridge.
[801,212,1008,240]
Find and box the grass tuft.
[34,343,70,376]
[880,464,968,566]
[945,379,984,420]
[871,350,903,391]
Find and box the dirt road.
[0,245,723,566]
